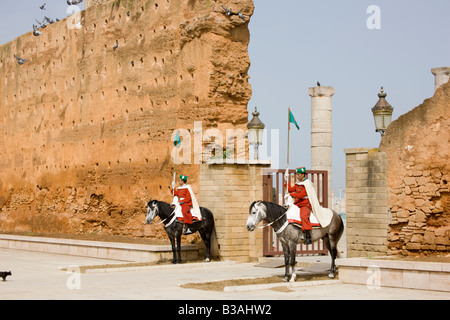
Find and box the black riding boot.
[305,230,312,245]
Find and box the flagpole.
[287,108,290,170]
[172,171,176,196]
[286,108,290,193]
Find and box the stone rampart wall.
[85,0,104,9]
[0,0,254,237]
[380,82,450,255]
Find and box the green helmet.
[296,167,306,174]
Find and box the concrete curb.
[223,279,342,292]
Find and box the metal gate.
[262,169,329,256]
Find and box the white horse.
[246,201,344,281]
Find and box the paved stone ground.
[0,248,449,300]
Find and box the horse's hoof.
[289,274,296,283]
[204,258,210,262]
[283,277,289,282]
[171,261,177,264]
[328,273,335,279]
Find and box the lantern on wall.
[371,86,394,136]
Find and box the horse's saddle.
[285,200,321,228]
[171,196,202,222]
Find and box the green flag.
[174,131,181,148]
[289,109,300,130]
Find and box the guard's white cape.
[172,184,202,221]
[296,179,333,228]
[170,198,184,221]
[285,203,320,226]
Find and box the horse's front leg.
[176,233,182,264]
[289,241,297,283]
[281,242,291,282]
[168,235,177,264]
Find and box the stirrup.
[183,224,193,235]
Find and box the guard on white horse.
[246,168,344,281]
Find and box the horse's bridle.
[147,203,178,228]
[253,202,289,234]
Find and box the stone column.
[431,67,450,92]
[308,86,335,207]
[199,160,271,261]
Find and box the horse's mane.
[262,201,287,221]
[250,201,286,222]
[149,200,173,218]
[157,200,172,211]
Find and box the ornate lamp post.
[372,86,394,136]
[247,107,265,160]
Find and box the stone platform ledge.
[0,234,200,263]
[61,260,236,274]
[336,257,450,292]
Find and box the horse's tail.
[201,207,220,260]
[209,226,220,260]
[335,213,345,258]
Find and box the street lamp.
[371,86,394,136]
[247,107,265,160]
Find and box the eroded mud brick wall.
[379,82,450,255]
[86,0,105,8]
[0,0,254,237]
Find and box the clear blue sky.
[248,0,450,195]
[1,1,449,196]
[0,1,85,42]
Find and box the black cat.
[0,271,12,281]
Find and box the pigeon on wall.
[33,24,43,36]
[67,0,84,5]
[221,6,245,20]
[44,16,55,24]
[35,18,47,28]
[14,55,29,65]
